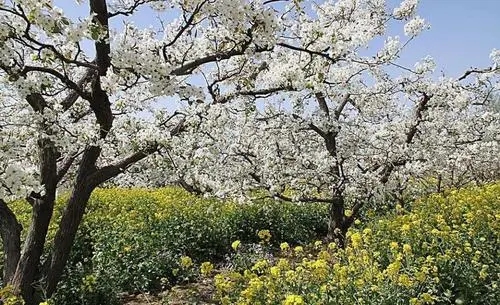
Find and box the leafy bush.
[3,187,327,304]
[210,182,500,305]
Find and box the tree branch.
[458,66,495,81]
[108,0,146,18]
[171,24,271,76]
[89,146,158,186]
[60,69,96,110]
[277,42,339,63]
[315,92,330,116]
[89,0,114,138]
[218,86,294,104]
[406,92,432,144]
[23,66,92,101]
[273,193,335,204]
[162,0,208,51]
[56,151,82,184]
[334,93,351,120]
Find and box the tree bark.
[10,137,58,305]
[10,198,54,305]
[43,145,101,298]
[0,199,22,284]
[43,182,94,298]
[42,1,113,297]
[43,143,157,297]
[326,194,349,247]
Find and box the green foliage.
[210,182,500,305]
[3,187,327,304]
[0,285,24,305]
[5,183,497,305]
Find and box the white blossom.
[414,56,436,74]
[404,16,429,36]
[393,0,418,20]
[490,48,500,67]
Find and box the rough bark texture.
[10,137,58,305]
[326,195,348,247]
[0,199,22,284]
[44,179,94,297]
[10,198,54,305]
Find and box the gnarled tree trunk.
[0,199,22,285]
[326,195,348,247]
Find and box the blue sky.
[55,0,499,78]
[389,0,500,76]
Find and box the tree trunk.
[44,177,94,298]
[326,194,349,248]
[9,137,58,305]
[9,198,55,305]
[0,199,22,284]
[39,145,100,300]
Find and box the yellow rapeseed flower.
[409,298,420,305]
[231,240,241,251]
[180,255,193,268]
[398,274,413,287]
[277,258,290,271]
[310,259,329,280]
[294,246,304,254]
[251,259,269,273]
[354,278,365,287]
[280,242,290,251]
[270,266,281,277]
[283,294,305,305]
[385,261,401,277]
[317,250,331,260]
[200,261,214,276]
[420,292,434,304]
[401,223,411,233]
[403,244,412,254]
[350,232,362,249]
[285,270,297,282]
[479,264,489,279]
[257,229,272,242]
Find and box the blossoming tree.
[151,0,500,244]
[0,0,278,303]
[0,0,498,304]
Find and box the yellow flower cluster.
[283,294,304,305]
[232,240,241,251]
[210,182,500,304]
[257,229,272,243]
[200,262,214,276]
[4,185,331,304]
[180,256,193,269]
[0,285,25,305]
[280,242,290,251]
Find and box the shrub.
[210,182,500,305]
[2,187,327,304]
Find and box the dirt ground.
[121,280,215,305]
